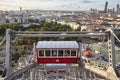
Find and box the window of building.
[71,50,76,56]
[6,19,9,23]
[45,50,51,57]
[14,19,18,22]
[39,50,44,57]
[64,50,70,56]
[58,50,63,56]
[52,50,57,56]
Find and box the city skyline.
[0,0,119,11]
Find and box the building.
[116,4,120,13]
[0,17,6,24]
[104,2,108,13]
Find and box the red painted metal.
[37,58,78,64]
[35,48,79,64]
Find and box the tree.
[12,52,21,63]
[40,27,49,31]
[76,26,81,31]
[82,29,87,31]
[28,19,34,23]
[34,19,39,23]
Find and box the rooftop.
[36,41,79,49]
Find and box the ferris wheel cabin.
[34,41,79,64]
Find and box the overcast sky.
[0,0,119,11]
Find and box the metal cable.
[98,36,105,52]
[111,30,120,43]
[0,36,6,46]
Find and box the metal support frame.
[5,29,11,76]
[15,33,106,38]
[4,28,119,79]
[106,29,118,80]
[108,29,115,68]
[4,64,35,80]
[30,65,80,80]
[79,43,82,65]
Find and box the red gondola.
[34,41,79,64]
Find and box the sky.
[0,0,119,11]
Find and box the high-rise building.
[104,2,108,13]
[113,8,115,13]
[20,7,22,12]
[116,4,120,13]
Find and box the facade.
[117,4,120,13]
[0,17,6,24]
[104,2,108,13]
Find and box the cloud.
[0,3,18,8]
[81,0,94,3]
[26,0,48,1]
[23,0,72,2]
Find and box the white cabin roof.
[36,41,79,49]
